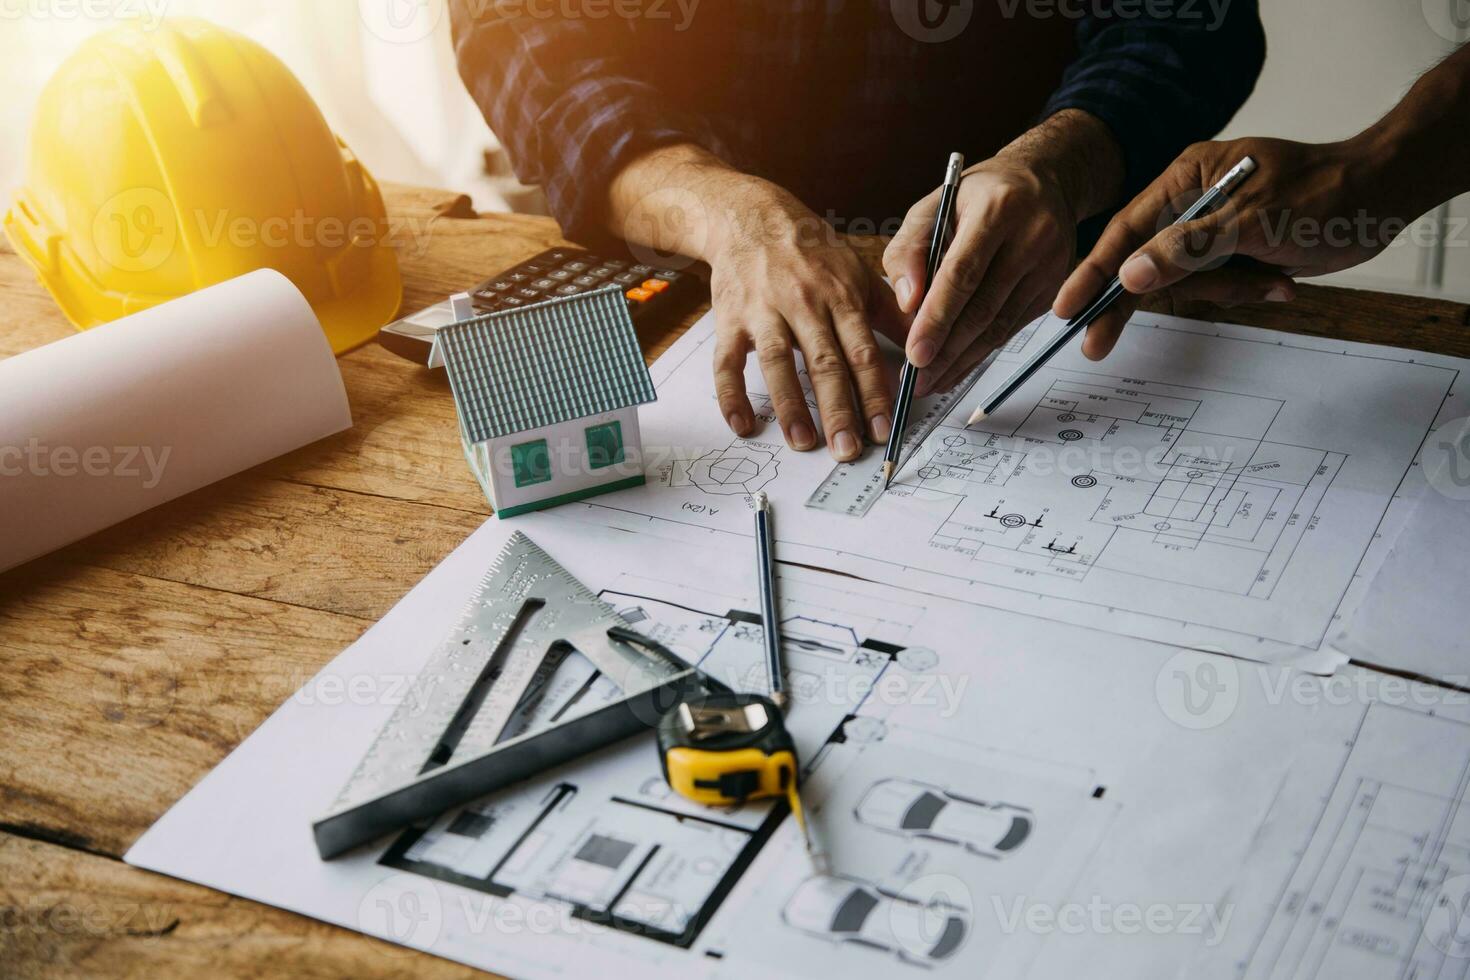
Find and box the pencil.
[752,491,785,708]
[967,156,1257,426]
[882,152,965,490]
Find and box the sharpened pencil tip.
[967,407,988,426]
[881,461,894,490]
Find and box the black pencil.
[882,152,965,490]
[968,156,1258,426]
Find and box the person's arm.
[1057,42,1470,361]
[451,4,904,462]
[448,2,729,246]
[883,0,1267,394]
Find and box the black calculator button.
[589,266,614,277]
[651,269,683,282]
[603,258,629,270]
[555,284,582,296]
[521,262,547,273]
[546,249,572,261]
[508,272,531,282]
[548,269,572,281]
[532,278,557,290]
[613,271,641,285]
[500,296,525,307]
[573,275,599,287]
[563,261,589,272]
[629,264,654,275]
[517,287,541,299]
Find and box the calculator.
[376,246,700,366]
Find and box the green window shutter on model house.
[585,420,625,469]
[511,439,552,487]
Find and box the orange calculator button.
[641,278,671,294]
[626,287,655,302]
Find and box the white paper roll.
[0,269,353,573]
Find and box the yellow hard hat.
[4,18,402,354]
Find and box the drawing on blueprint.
[854,778,1033,859]
[592,310,1460,658]
[894,372,1345,598]
[1226,702,1470,980]
[370,569,1112,969]
[717,720,1116,975]
[377,578,918,949]
[782,873,970,966]
[658,437,783,497]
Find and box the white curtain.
[0,0,545,214]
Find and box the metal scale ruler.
[805,355,994,517]
[314,532,709,859]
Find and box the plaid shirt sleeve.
[449,2,731,245]
[1042,0,1266,198]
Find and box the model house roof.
[437,285,658,443]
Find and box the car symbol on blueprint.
[781,874,969,964]
[854,778,1033,857]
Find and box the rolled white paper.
[0,269,353,573]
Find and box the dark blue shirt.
[450,0,1264,245]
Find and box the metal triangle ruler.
[314,531,709,859]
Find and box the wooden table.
[2,184,1468,978]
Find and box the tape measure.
[656,691,817,859]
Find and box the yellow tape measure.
[656,692,815,855]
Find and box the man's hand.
[882,110,1125,397]
[706,196,907,460]
[1060,41,1470,362]
[607,144,905,462]
[1054,137,1385,360]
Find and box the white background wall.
[1,0,1466,297]
[1217,0,1470,298]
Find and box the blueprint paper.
[1333,449,1470,684]
[1190,665,1470,980]
[568,309,1466,671]
[127,513,1332,979]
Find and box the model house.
[436,285,657,518]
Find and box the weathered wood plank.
[0,833,486,979]
[0,562,367,857]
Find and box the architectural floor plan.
[1202,676,1470,980]
[128,516,1326,980]
[590,310,1463,667]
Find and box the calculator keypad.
[468,247,693,322]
